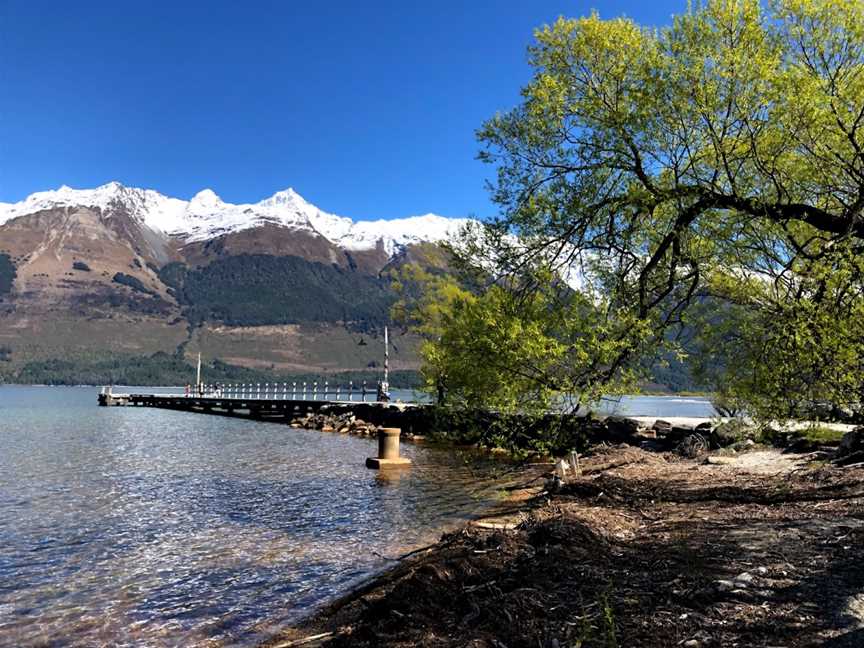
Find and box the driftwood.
[271,631,335,647]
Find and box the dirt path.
[263,446,864,648]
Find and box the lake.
[0,387,714,646]
[594,394,716,418]
[0,386,513,646]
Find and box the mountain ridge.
[0,182,471,256]
[0,182,460,381]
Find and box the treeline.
[0,254,16,297]
[158,255,394,331]
[0,351,421,388]
[112,272,156,296]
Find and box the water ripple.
[0,386,508,647]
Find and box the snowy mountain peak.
[259,187,302,207]
[189,189,224,209]
[0,183,472,255]
[0,181,157,225]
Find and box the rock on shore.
[289,411,420,439]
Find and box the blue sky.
[1,1,683,220]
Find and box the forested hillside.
[0,351,420,388]
[159,254,395,330]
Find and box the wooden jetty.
[96,332,419,468]
[96,382,427,429]
[100,381,401,410]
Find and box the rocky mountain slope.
[0,182,467,379]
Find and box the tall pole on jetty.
[196,353,202,396]
[377,326,390,402]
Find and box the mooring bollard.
[366,427,411,469]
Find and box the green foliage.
[421,406,592,457]
[799,425,846,444]
[394,264,645,415]
[0,254,16,296]
[602,589,619,648]
[160,255,394,330]
[468,0,864,416]
[697,245,864,420]
[72,261,91,272]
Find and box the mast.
[384,325,389,387]
[377,326,390,402]
[196,352,202,392]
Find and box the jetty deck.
[97,384,428,433]
[98,390,405,412]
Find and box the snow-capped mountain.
[0,182,469,256]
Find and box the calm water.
[595,395,716,418]
[0,387,512,647]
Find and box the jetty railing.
[185,380,378,402]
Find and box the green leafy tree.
[391,264,474,404]
[393,264,645,413]
[462,0,864,414]
[696,244,864,419]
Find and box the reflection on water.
[0,387,509,647]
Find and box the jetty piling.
[366,427,411,469]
